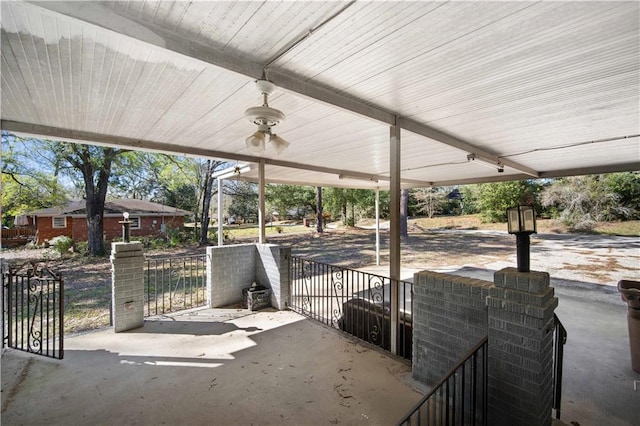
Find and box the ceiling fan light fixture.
[244,105,285,127]
[246,130,266,153]
[270,134,290,155]
[244,79,289,154]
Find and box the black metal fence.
[397,336,488,426]
[553,313,568,419]
[290,256,413,360]
[144,254,207,317]
[2,262,64,359]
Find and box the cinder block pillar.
[110,242,144,332]
[488,267,558,426]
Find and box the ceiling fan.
[244,79,289,154]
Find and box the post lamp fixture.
[120,211,131,243]
[507,205,537,272]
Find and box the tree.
[323,188,379,226]
[400,189,409,237]
[226,180,258,222]
[1,133,67,226]
[459,184,481,215]
[603,172,640,219]
[542,175,629,231]
[56,142,126,255]
[266,184,316,219]
[316,186,323,233]
[477,181,543,222]
[411,187,448,218]
[197,160,227,245]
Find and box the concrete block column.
[256,244,291,310]
[488,267,558,426]
[110,242,144,332]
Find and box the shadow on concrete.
[124,320,263,336]
[1,310,421,426]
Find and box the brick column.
[110,242,144,332]
[488,267,558,426]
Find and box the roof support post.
[389,124,401,355]
[258,159,266,244]
[375,188,380,266]
[217,177,224,247]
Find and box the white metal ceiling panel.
[1,1,638,189]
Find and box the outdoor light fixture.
[212,165,251,180]
[338,173,379,183]
[244,79,289,155]
[507,205,537,272]
[467,153,504,173]
[120,211,131,243]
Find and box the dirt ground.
[1,225,638,333]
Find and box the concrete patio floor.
[2,266,639,425]
[1,308,423,426]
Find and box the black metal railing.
[290,256,413,360]
[145,254,207,317]
[553,313,567,419]
[397,336,488,426]
[2,262,64,359]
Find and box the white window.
[52,216,67,228]
[129,216,141,229]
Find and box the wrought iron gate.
[2,262,64,359]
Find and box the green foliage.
[74,241,89,255]
[226,181,259,221]
[167,228,192,247]
[49,236,73,254]
[266,184,316,218]
[459,185,481,215]
[603,172,640,219]
[477,181,543,222]
[1,133,68,226]
[275,225,284,233]
[1,174,68,226]
[541,175,630,231]
[323,188,380,225]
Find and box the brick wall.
[487,268,558,426]
[206,243,291,310]
[36,216,73,243]
[413,271,492,385]
[207,244,257,307]
[412,268,558,425]
[255,244,291,310]
[36,215,185,243]
[110,242,144,332]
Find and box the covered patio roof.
[1,1,638,190]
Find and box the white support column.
[258,159,266,244]
[375,188,380,266]
[389,124,401,355]
[217,178,224,247]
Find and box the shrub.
[49,236,73,254]
[74,241,89,255]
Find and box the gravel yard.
[1,225,638,334]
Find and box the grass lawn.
[3,215,637,335]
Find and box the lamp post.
[507,205,537,272]
[119,212,131,243]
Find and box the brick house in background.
[29,199,191,244]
